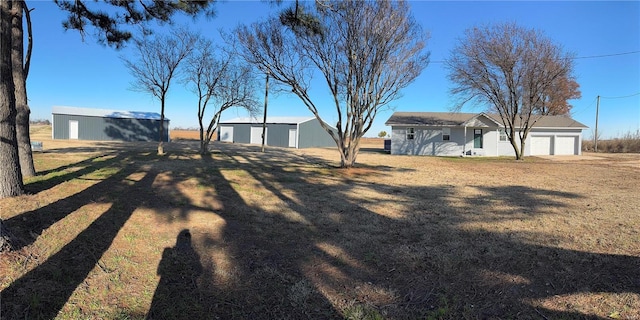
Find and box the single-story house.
[52,106,170,142]
[385,112,588,157]
[218,116,337,148]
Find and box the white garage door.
[530,136,552,155]
[250,126,266,144]
[219,126,233,142]
[555,136,577,155]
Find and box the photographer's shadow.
[147,229,203,319]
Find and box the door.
[288,129,297,148]
[69,120,79,139]
[473,129,483,148]
[250,126,266,144]
[555,136,577,155]
[531,136,552,155]
[219,126,233,142]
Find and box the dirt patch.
[171,129,205,141]
[536,155,606,161]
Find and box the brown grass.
[1,125,639,319]
[583,131,640,153]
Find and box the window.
[406,127,415,140]
[498,128,507,141]
[442,128,450,141]
[474,129,483,148]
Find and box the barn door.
[250,126,266,144]
[69,120,79,139]
[288,129,297,148]
[219,126,233,142]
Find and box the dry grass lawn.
[1,125,639,319]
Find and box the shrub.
[582,130,640,153]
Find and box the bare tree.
[236,0,429,168]
[0,1,24,199]
[123,29,198,154]
[184,39,259,154]
[446,22,577,160]
[0,1,214,202]
[12,1,36,177]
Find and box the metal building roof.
[220,116,316,124]
[52,106,167,121]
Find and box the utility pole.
[595,95,600,152]
[261,71,269,152]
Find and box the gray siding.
[219,118,336,148]
[298,119,336,148]
[231,124,252,144]
[53,114,169,141]
[263,123,296,148]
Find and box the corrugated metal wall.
[53,114,169,142]
[229,124,251,144]
[220,120,336,148]
[298,119,336,148]
[262,124,295,148]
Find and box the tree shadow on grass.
[6,153,144,251]
[3,142,638,319]
[25,152,121,194]
[160,144,639,319]
[1,155,158,319]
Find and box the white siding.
[390,126,583,157]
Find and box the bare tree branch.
[184,38,259,154]
[123,28,198,154]
[446,22,578,160]
[235,0,429,168]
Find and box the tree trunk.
[0,219,21,252]
[12,1,35,177]
[518,136,526,161]
[0,1,25,199]
[158,95,165,155]
[338,142,359,168]
[508,135,523,160]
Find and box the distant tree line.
[29,119,50,125]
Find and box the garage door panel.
[555,136,577,155]
[531,136,552,155]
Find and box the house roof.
[385,112,588,128]
[220,116,316,124]
[52,106,166,121]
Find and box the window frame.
[442,127,451,141]
[406,127,415,140]
[498,128,508,142]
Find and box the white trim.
[52,106,164,120]
[296,123,300,148]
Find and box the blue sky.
[26,1,639,139]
